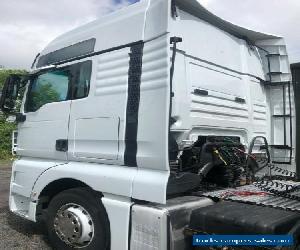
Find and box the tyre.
[46,188,110,250]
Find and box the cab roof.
[36,0,283,68]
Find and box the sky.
[0,0,299,69]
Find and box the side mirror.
[0,75,22,113]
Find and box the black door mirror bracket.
[0,74,28,114]
[15,113,26,123]
[0,75,21,113]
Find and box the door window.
[26,70,70,112]
[25,61,92,112]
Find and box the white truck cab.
[1,0,299,249]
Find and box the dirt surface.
[0,163,52,249]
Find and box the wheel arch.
[37,178,98,211]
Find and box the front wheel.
[46,188,110,250]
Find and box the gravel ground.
[0,163,52,250]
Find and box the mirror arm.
[15,113,26,123]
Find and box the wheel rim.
[54,203,94,248]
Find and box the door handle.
[56,139,68,152]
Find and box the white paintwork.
[132,168,169,204]
[102,195,133,250]
[37,0,170,65]
[17,98,71,160]
[73,117,119,160]
[10,158,65,199]
[31,161,137,201]
[39,1,148,57]
[137,34,170,171]
[256,39,295,164]
[144,0,170,41]
[9,158,66,221]
[169,5,294,167]
[8,0,295,249]
[68,49,130,164]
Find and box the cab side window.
[72,60,92,100]
[26,70,70,112]
[25,60,92,112]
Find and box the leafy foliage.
[0,116,16,159]
[0,69,27,159]
[0,69,27,89]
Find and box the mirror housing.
[0,75,25,113]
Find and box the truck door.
[67,53,128,163]
[17,65,73,161]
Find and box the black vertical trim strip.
[128,203,134,250]
[167,214,171,250]
[283,84,287,146]
[171,0,178,18]
[124,43,144,167]
[117,117,121,160]
[288,82,293,164]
